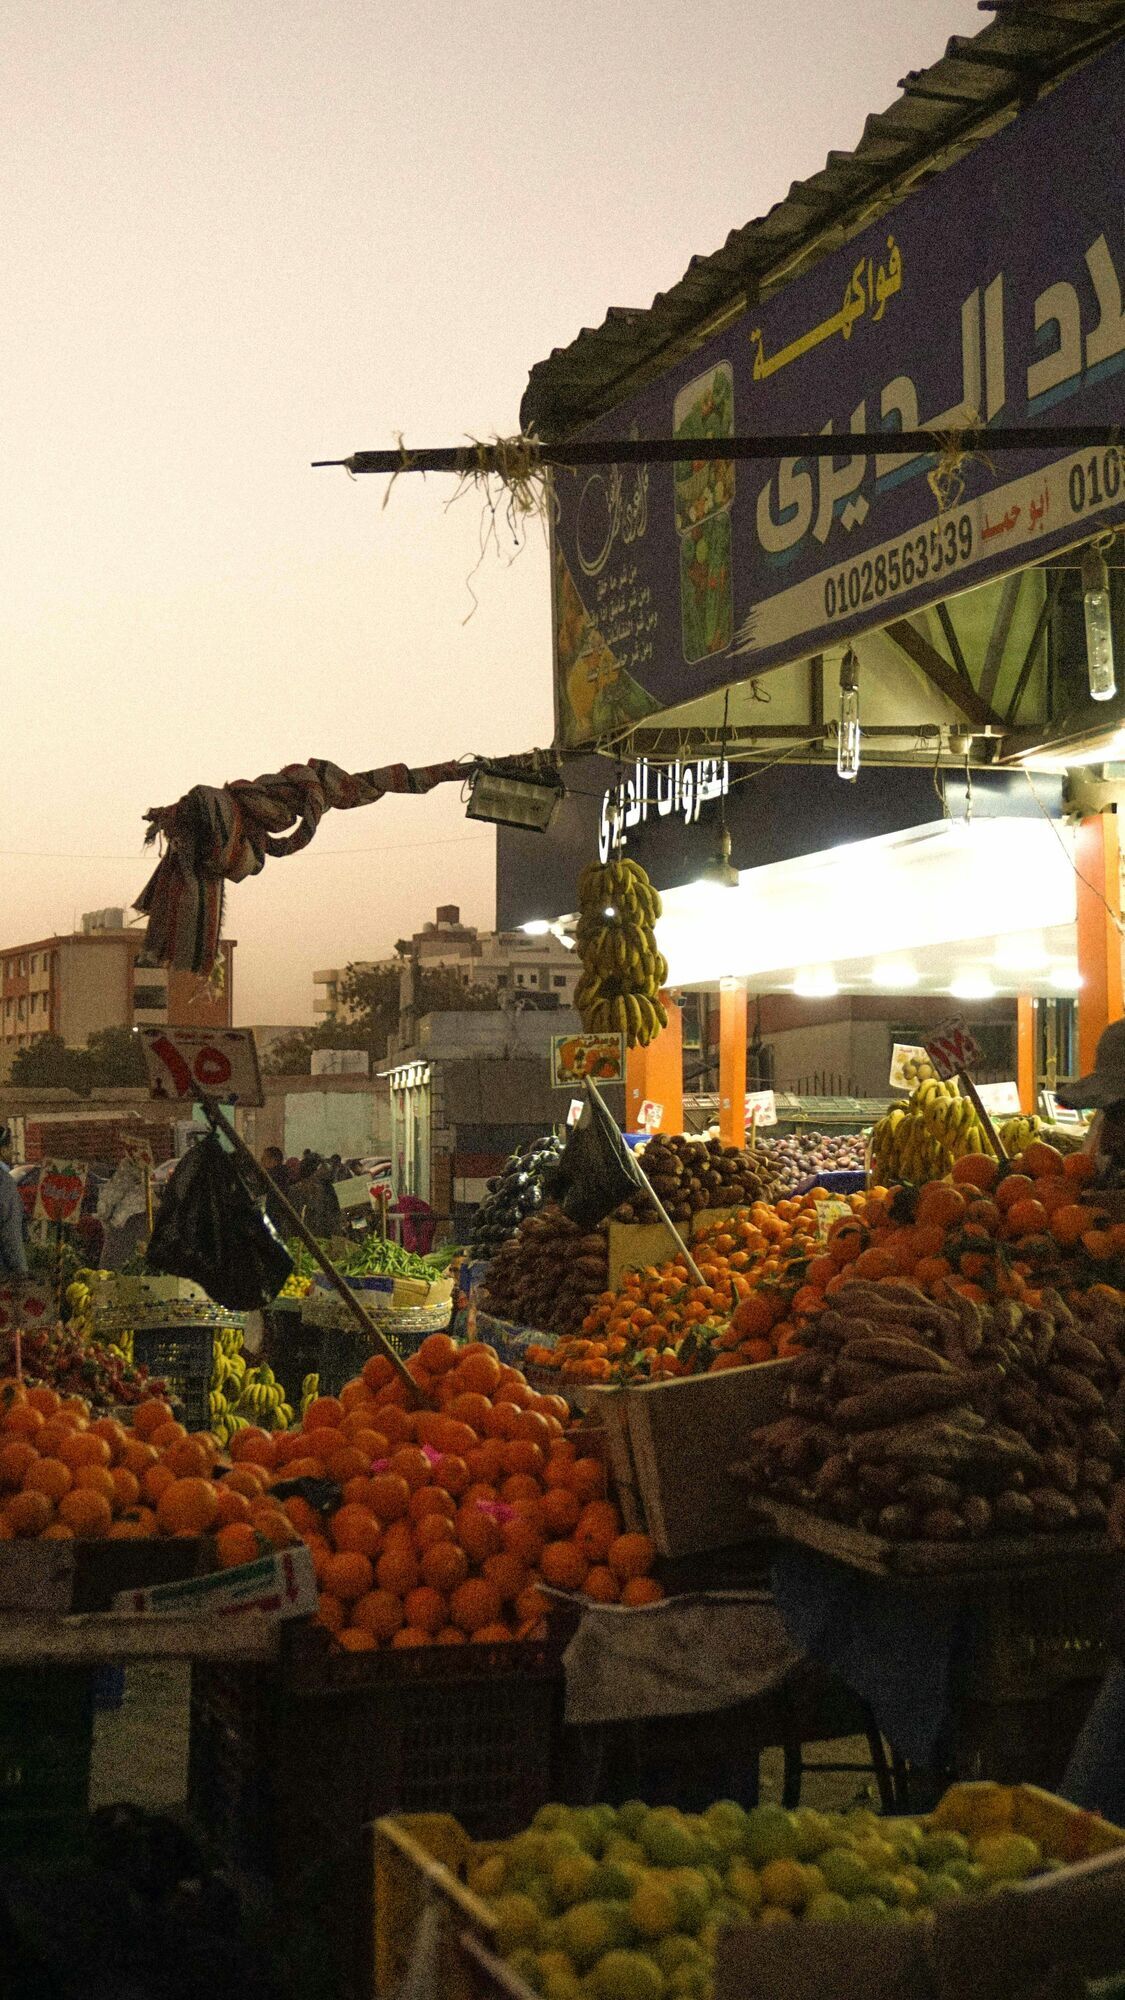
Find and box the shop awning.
[655,816,1080,998]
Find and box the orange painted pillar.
[718,985,748,1148]
[1075,813,1124,1074]
[1017,994,1036,1115]
[624,993,683,1134]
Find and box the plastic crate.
[187,1628,564,2000]
[317,1311,448,1395]
[131,1325,215,1432]
[0,1667,94,1859]
[960,1565,1116,1702]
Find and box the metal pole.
[195,1094,427,1406]
[585,1077,706,1287]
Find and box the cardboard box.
[587,1359,794,1556]
[112,1544,317,1622]
[607,1207,743,1289]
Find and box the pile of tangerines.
[0,1333,663,1654]
[525,1190,839,1383]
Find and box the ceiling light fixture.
[870,959,920,989]
[1083,542,1116,702]
[837,647,861,782]
[949,972,996,1000]
[466,762,564,832]
[793,968,839,998]
[692,825,739,892]
[1049,964,1083,992]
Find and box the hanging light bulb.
[1083,542,1116,702]
[837,647,861,781]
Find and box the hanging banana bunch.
[573,855,668,1048]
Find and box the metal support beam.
[884,619,1006,730]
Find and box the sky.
[3,0,984,1024]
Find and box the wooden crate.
[607,1207,742,1289]
[586,1361,795,1557]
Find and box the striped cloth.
[137,756,465,972]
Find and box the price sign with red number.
[924,1016,984,1082]
[35,1160,88,1224]
[138,1028,264,1107]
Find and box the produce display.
[469,1135,565,1262]
[614,1136,781,1226]
[481,1207,611,1338]
[872,1075,1045,1185]
[574,856,668,1048]
[758,1129,865,1192]
[3,1315,163,1409]
[782,1145,1124,1317]
[469,1786,1086,2000]
[209,1328,296,1443]
[287,1236,459,1282]
[744,1270,1125,1542]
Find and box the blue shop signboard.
[552,37,1125,747]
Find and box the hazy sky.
[4,0,983,1023]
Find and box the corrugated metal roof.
[522,2,1125,439]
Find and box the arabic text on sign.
[598,756,730,863]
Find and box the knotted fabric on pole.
[137,756,466,972]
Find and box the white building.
[313,906,577,1021]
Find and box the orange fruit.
[376,1545,419,1597]
[471,1621,514,1645]
[404,1585,447,1635]
[409,1485,456,1522]
[23,1456,72,1501]
[322,1550,374,1601]
[108,1509,157,1539]
[575,1501,620,1561]
[316,1591,346,1633]
[162,1437,213,1480]
[351,1589,404,1640]
[331,1505,384,1558]
[449,1576,503,1633]
[3,1405,44,1443]
[584,1566,620,1603]
[131,1397,175,1438]
[453,1347,502,1396]
[248,1503,301,1549]
[58,1489,112,1538]
[73,1464,117,1503]
[951,1154,1000,1190]
[502,1514,544,1565]
[515,1583,550,1626]
[435,1625,466,1645]
[449,1393,495,1436]
[1050,1203,1089,1247]
[42,1522,74,1540]
[229,1427,275,1470]
[282,1495,322,1539]
[359,1354,394,1395]
[433,1455,470,1499]
[367,1473,411,1523]
[6,1490,53,1536]
[388,1446,432,1492]
[482,1551,528,1602]
[216,1522,262,1569]
[88,1417,128,1459]
[58,1431,111,1471]
[539,1539,588,1591]
[120,1438,159,1477]
[568,1459,606,1502]
[414,1515,456,1554]
[996,1173,1036,1213]
[915,1184,967,1230]
[109,1467,141,1513]
[457,1503,503,1563]
[417,1333,459,1376]
[542,1487,581,1536]
[25,1385,61,1417]
[304,1396,345,1432]
[608,1531,656,1579]
[502,1439,545,1480]
[622,1576,666,1606]
[214,1484,252,1527]
[157,1477,219,1537]
[342,1426,390,1460]
[338,1627,377,1652]
[339,1379,373,1414]
[390,1625,431,1648]
[221,1464,267,1500]
[420,1540,469,1593]
[149,1420,188,1452]
[0,1441,38,1490]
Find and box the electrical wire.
[1021,767,1125,939]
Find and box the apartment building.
[0,909,235,1071]
[313,906,577,1022]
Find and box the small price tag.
[924,1016,984,1082]
[815,1197,853,1243]
[567,1099,585,1128]
[637,1100,664,1134]
[745,1089,778,1128]
[121,1134,154,1169]
[1041,1090,1086,1128]
[138,1027,263,1108]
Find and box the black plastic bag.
[543,1083,644,1232]
[145,1133,293,1310]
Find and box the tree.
[260,959,503,1076]
[8,1027,146,1093]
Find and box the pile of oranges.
[526,1190,845,1383]
[0,1381,300,1548]
[0,1335,664,1653]
[787,1143,1116,1319]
